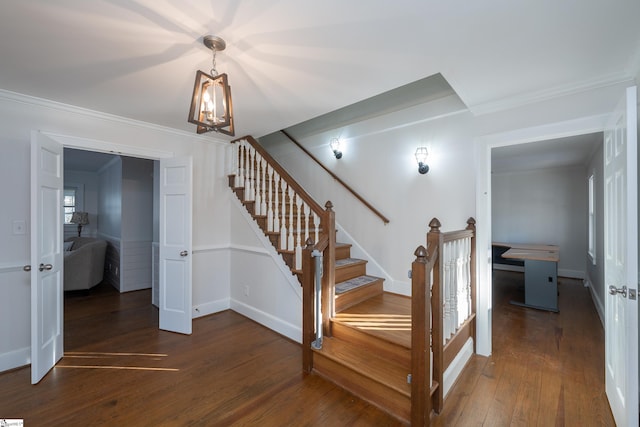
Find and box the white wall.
[120,157,154,292]
[0,141,30,370]
[98,157,122,240]
[228,198,302,342]
[492,165,588,278]
[0,90,231,373]
[98,157,123,289]
[260,95,476,296]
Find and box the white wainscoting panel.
[120,240,152,292]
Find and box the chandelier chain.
[211,47,218,77]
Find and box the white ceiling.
[491,133,602,173]
[1,0,639,141]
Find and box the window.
[588,173,595,264]
[63,184,84,224]
[64,187,77,224]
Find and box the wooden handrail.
[232,135,326,216]
[280,130,390,225]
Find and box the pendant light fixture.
[188,35,235,136]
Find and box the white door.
[30,131,64,384]
[604,86,638,427]
[159,157,193,334]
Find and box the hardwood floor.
[432,270,614,426]
[0,271,614,426]
[0,283,402,426]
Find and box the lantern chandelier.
[188,35,235,136]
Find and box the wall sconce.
[188,35,235,136]
[70,211,89,237]
[415,147,429,174]
[329,138,343,159]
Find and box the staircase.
[228,136,476,426]
[229,173,412,420]
[227,138,412,421]
[313,242,413,422]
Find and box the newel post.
[466,217,477,349]
[321,201,336,337]
[427,217,444,414]
[411,245,431,426]
[301,238,315,373]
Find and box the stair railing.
[231,137,329,270]
[411,217,477,424]
[301,202,335,373]
[230,136,336,373]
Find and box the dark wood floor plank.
[0,271,616,426]
[434,270,614,426]
[0,282,401,426]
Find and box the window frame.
[63,183,85,225]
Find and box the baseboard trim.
[585,279,605,327]
[443,337,474,398]
[0,346,30,374]
[192,298,231,319]
[230,299,301,344]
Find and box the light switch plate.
[12,220,26,235]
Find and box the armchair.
[64,237,107,291]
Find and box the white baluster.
[225,143,231,177]
[254,154,262,214]
[313,212,319,245]
[273,172,280,233]
[246,147,254,201]
[237,140,245,188]
[280,180,287,250]
[465,237,472,319]
[445,241,454,342]
[302,202,310,244]
[267,166,274,232]
[287,187,295,251]
[295,195,303,269]
[453,239,460,331]
[260,159,267,216]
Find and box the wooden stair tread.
[313,336,411,398]
[335,275,381,294]
[333,292,412,348]
[335,257,366,268]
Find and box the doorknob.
[180,250,188,257]
[23,265,31,272]
[39,263,53,272]
[608,285,627,298]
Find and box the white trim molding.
[192,298,231,319]
[230,299,302,343]
[0,88,228,144]
[0,346,30,373]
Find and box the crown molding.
[0,88,229,145]
[469,72,636,116]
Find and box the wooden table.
[494,242,560,312]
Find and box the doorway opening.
[63,147,160,348]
